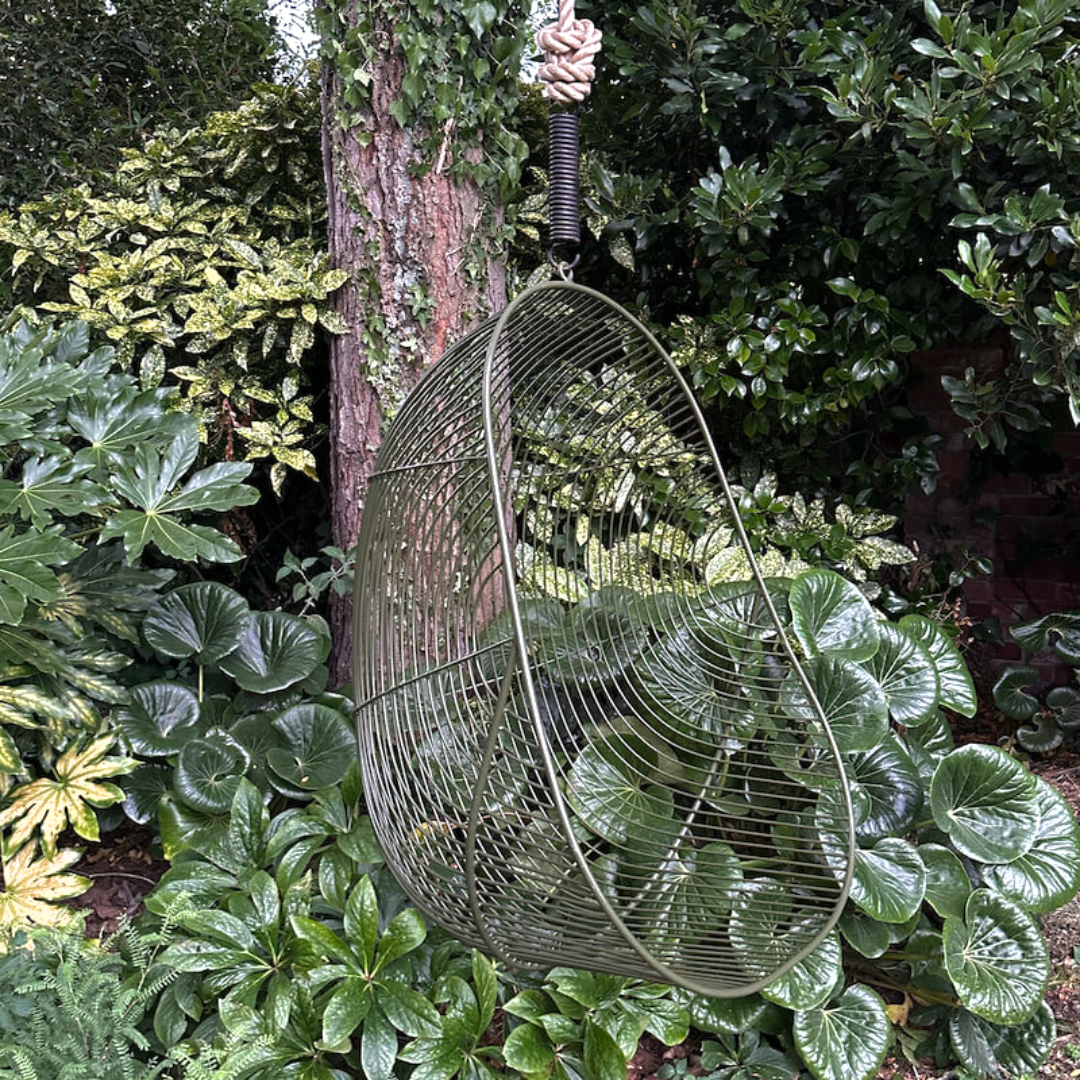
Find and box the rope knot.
[537,0,602,105]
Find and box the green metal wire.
[353,281,855,997]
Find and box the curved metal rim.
[478,280,856,997]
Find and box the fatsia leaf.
[0,736,134,854]
[99,426,257,562]
[143,582,251,664]
[930,745,1038,863]
[0,524,80,625]
[899,614,976,716]
[943,889,1050,1024]
[67,384,189,471]
[984,777,1080,913]
[789,569,880,662]
[0,842,89,928]
[792,985,889,1080]
[0,456,105,528]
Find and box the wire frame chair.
[353,281,854,997]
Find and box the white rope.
[536,0,602,105]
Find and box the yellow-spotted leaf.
[0,736,134,854]
[0,842,89,927]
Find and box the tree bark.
[321,9,508,687]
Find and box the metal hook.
[548,248,581,281]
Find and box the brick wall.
[904,344,1080,686]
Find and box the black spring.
[548,112,581,247]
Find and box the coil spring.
[548,112,581,247]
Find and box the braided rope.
[536,0,602,105]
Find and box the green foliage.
[467,569,1073,1080]
[115,580,351,855]
[0,918,183,1078]
[317,0,529,197]
[574,0,1080,494]
[0,0,281,207]
[994,610,1080,753]
[0,84,337,491]
[0,318,257,796]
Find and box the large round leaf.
[633,629,758,753]
[899,614,976,717]
[537,605,647,688]
[760,930,842,1011]
[837,907,889,958]
[116,680,203,757]
[950,1002,1055,1079]
[984,777,1080,914]
[918,843,971,920]
[634,842,743,945]
[218,611,324,693]
[476,599,564,683]
[781,656,888,754]
[143,582,250,664]
[991,666,1040,721]
[861,623,938,725]
[566,742,675,847]
[729,879,793,980]
[943,889,1050,1024]
[267,704,356,792]
[792,985,889,1080]
[669,989,767,1035]
[789,570,879,662]
[174,736,248,814]
[121,762,172,825]
[844,732,923,842]
[850,838,926,924]
[904,708,954,758]
[930,745,1038,863]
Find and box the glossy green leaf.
[951,1002,1055,1078]
[584,1018,626,1080]
[850,838,926,924]
[378,906,427,968]
[361,1005,398,1080]
[792,985,889,1080]
[121,761,173,824]
[930,745,1038,863]
[218,610,323,692]
[669,989,767,1035]
[844,732,923,842]
[992,666,1040,720]
[116,680,202,756]
[789,569,880,662]
[781,656,888,754]
[0,524,79,625]
[837,907,889,958]
[899,615,976,716]
[943,889,1050,1024]
[861,623,938,725]
[1010,611,1080,654]
[174,736,247,814]
[918,843,971,920]
[760,930,842,1011]
[566,742,675,846]
[267,703,355,791]
[984,777,1080,913]
[538,605,648,688]
[143,582,250,664]
[1015,713,1063,754]
[503,1023,556,1072]
[346,877,379,971]
[378,981,442,1038]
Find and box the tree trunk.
[320,8,508,687]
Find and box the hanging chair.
[353,279,855,997]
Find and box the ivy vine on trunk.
[316,0,529,685]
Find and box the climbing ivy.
[316,0,531,199]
